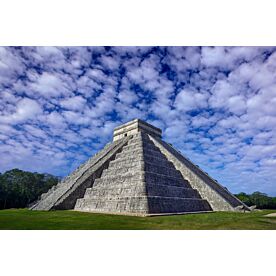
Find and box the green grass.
[0,209,276,230]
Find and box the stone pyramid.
[30,119,249,215]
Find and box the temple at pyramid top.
[113,119,162,141]
[30,118,250,215]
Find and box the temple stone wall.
[113,119,162,141]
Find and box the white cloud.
[63,110,90,125]
[127,55,159,84]
[60,96,86,110]
[0,98,42,124]
[227,95,246,115]
[30,72,72,98]
[209,80,237,109]
[175,90,197,111]
[100,55,120,70]
[85,87,117,118]
[0,47,25,86]
[24,125,47,139]
[0,46,276,195]
[117,90,138,104]
[201,47,223,66]
[45,111,66,129]
[175,89,208,111]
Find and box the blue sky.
[0,46,276,195]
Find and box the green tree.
[236,191,276,209]
[235,192,252,206]
[0,169,58,209]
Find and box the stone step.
[93,173,144,187]
[115,148,164,160]
[144,163,183,178]
[119,147,162,156]
[108,158,175,170]
[111,153,173,167]
[93,180,145,190]
[101,165,143,177]
[75,196,211,213]
[93,171,189,188]
[84,185,146,198]
[143,153,173,165]
[108,159,144,169]
[146,184,201,198]
[114,152,168,163]
[122,143,157,152]
[126,137,144,145]
[84,184,200,199]
[124,138,156,146]
[127,138,148,145]
[147,197,212,213]
[101,162,183,179]
[144,172,190,187]
[75,196,149,213]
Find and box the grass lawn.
[0,209,276,230]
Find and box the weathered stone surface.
[113,119,162,141]
[75,132,212,214]
[31,118,249,215]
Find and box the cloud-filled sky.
[0,46,276,195]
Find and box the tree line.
[0,169,58,209]
[0,168,275,210]
[235,192,276,209]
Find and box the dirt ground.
[264,213,276,217]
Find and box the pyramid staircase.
[74,132,212,214]
[30,137,130,211]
